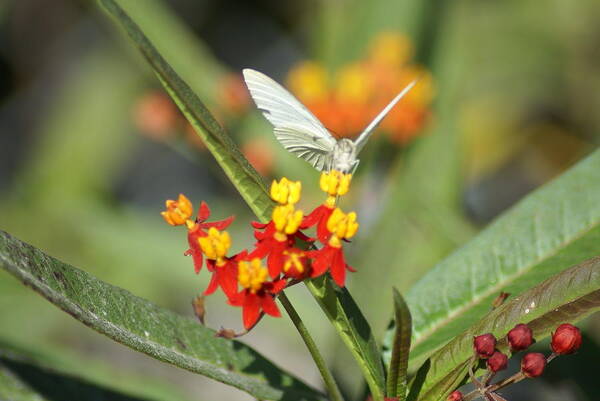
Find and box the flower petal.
[242,292,262,329]
[330,248,346,287]
[261,295,281,317]
[203,271,219,295]
[197,201,211,222]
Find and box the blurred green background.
[1,0,599,400]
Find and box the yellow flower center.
[198,227,231,262]
[320,170,352,198]
[326,208,359,247]
[238,258,269,293]
[161,194,193,226]
[270,177,302,205]
[283,250,305,274]
[272,205,303,237]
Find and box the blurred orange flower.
[287,32,434,144]
[133,90,180,140]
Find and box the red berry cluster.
[448,322,582,400]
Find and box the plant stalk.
[278,291,344,401]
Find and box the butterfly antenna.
[353,78,419,152]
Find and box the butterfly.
[243,68,417,173]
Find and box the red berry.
[473,333,497,358]
[486,351,508,372]
[551,323,582,355]
[521,352,546,377]
[447,390,463,401]
[507,323,534,351]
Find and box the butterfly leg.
[350,160,360,175]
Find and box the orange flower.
[161,194,194,226]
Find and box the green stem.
[278,291,344,401]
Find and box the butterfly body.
[243,69,416,173]
[329,138,358,173]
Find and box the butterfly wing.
[353,79,418,153]
[243,68,337,171]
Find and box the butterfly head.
[330,139,358,173]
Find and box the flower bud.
[507,323,534,351]
[551,323,582,355]
[486,351,508,372]
[521,352,546,377]
[447,390,463,401]
[473,333,497,358]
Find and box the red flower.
[301,204,335,242]
[308,244,355,286]
[228,258,287,329]
[203,251,246,299]
[185,201,234,273]
[306,208,358,287]
[250,204,312,278]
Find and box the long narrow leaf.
[0,230,326,401]
[384,148,600,369]
[387,288,412,400]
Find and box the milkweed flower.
[308,208,359,286]
[251,178,311,278]
[162,196,235,274]
[302,170,352,242]
[161,194,194,226]
[197,227,241,298]
[229,258,287,329]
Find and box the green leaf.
[97,0,273,222]
[0,230,326,401]
[413,256,600,401]
[387,288,412,400]
[305,276,386,400]
[0,347,161,401]
[384,148,600,370]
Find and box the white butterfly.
[243,68,417,173]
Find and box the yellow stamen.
[319,170,352,197]
[283,250,305,274]
[270,177,302,205]
[238,258,269,293]
[326,208,359,242]
[198,227,231,261]
[272,205,303,236]
[161,194,193,226]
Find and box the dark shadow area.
[0,355,151,401]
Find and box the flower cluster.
[162,170,358,330]
[449,322,582,400]
[287,32,433,144]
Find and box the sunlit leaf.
[384,149,600,370]
[413,256,600,401]
[387,288,412,400]
[0,230,326,401]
